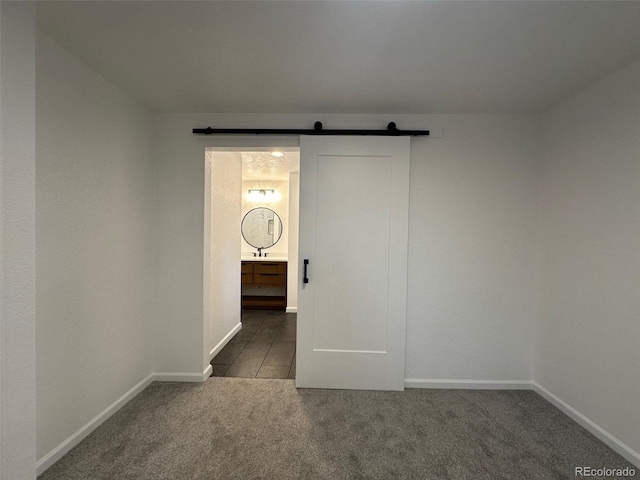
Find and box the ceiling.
[36,1,640,114]
[241,151,300,181]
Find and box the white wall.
[242,179,289,257]
[154,117,300,375]
[406,115,539,382]
[204,151,242,362]
[154,113,539,381]
[0,3,37,479]
[36,33,154,461]
[536,60,640,459]
[287,172,300,312]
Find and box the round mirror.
[241,207,283,249]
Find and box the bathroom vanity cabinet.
[241,260,287,310]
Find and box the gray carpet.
[39,378,634,480]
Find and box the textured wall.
[1,3,37,478]
[405,115,539,381]
[36,34,154,458]
[537,60,640,458]
[204,152,242,362]
[288,172,300,312]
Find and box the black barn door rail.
[192,121,429,137]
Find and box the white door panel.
[296,136,410,391]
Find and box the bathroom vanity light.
[247,189,277,201]
[248,189,274,196]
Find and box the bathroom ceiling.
[241,152,300,181]
[36,1,640,114]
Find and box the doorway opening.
[204,148,300,379]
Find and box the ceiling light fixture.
[271,151,284,157]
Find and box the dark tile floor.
[211,310,296,379]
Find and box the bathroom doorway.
[204,148,300,379]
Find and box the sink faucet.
[256,247,263,257]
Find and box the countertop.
[241,256,287,262]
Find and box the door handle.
[303,259,309,284]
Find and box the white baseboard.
[286,307,297,314]
[532,382,640,468]
[36,372,155,476]
[36,374,640,476]
[154,366,212,383]
[405,378,534,390]
[37,367,214,475]
[209,322,242,361]
[407,378,639,468]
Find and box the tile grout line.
[255,336,278,378]
[238,313,267,377]
[222,313,265,377]
[217,311,294,379]
[255,313,284,378]
[286,349,294,379]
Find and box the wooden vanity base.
[241,261,287,310]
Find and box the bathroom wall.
[242,179,289,257]
[204,152,242,363]
[287,173,300,312]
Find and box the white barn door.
[296,136,410,391]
